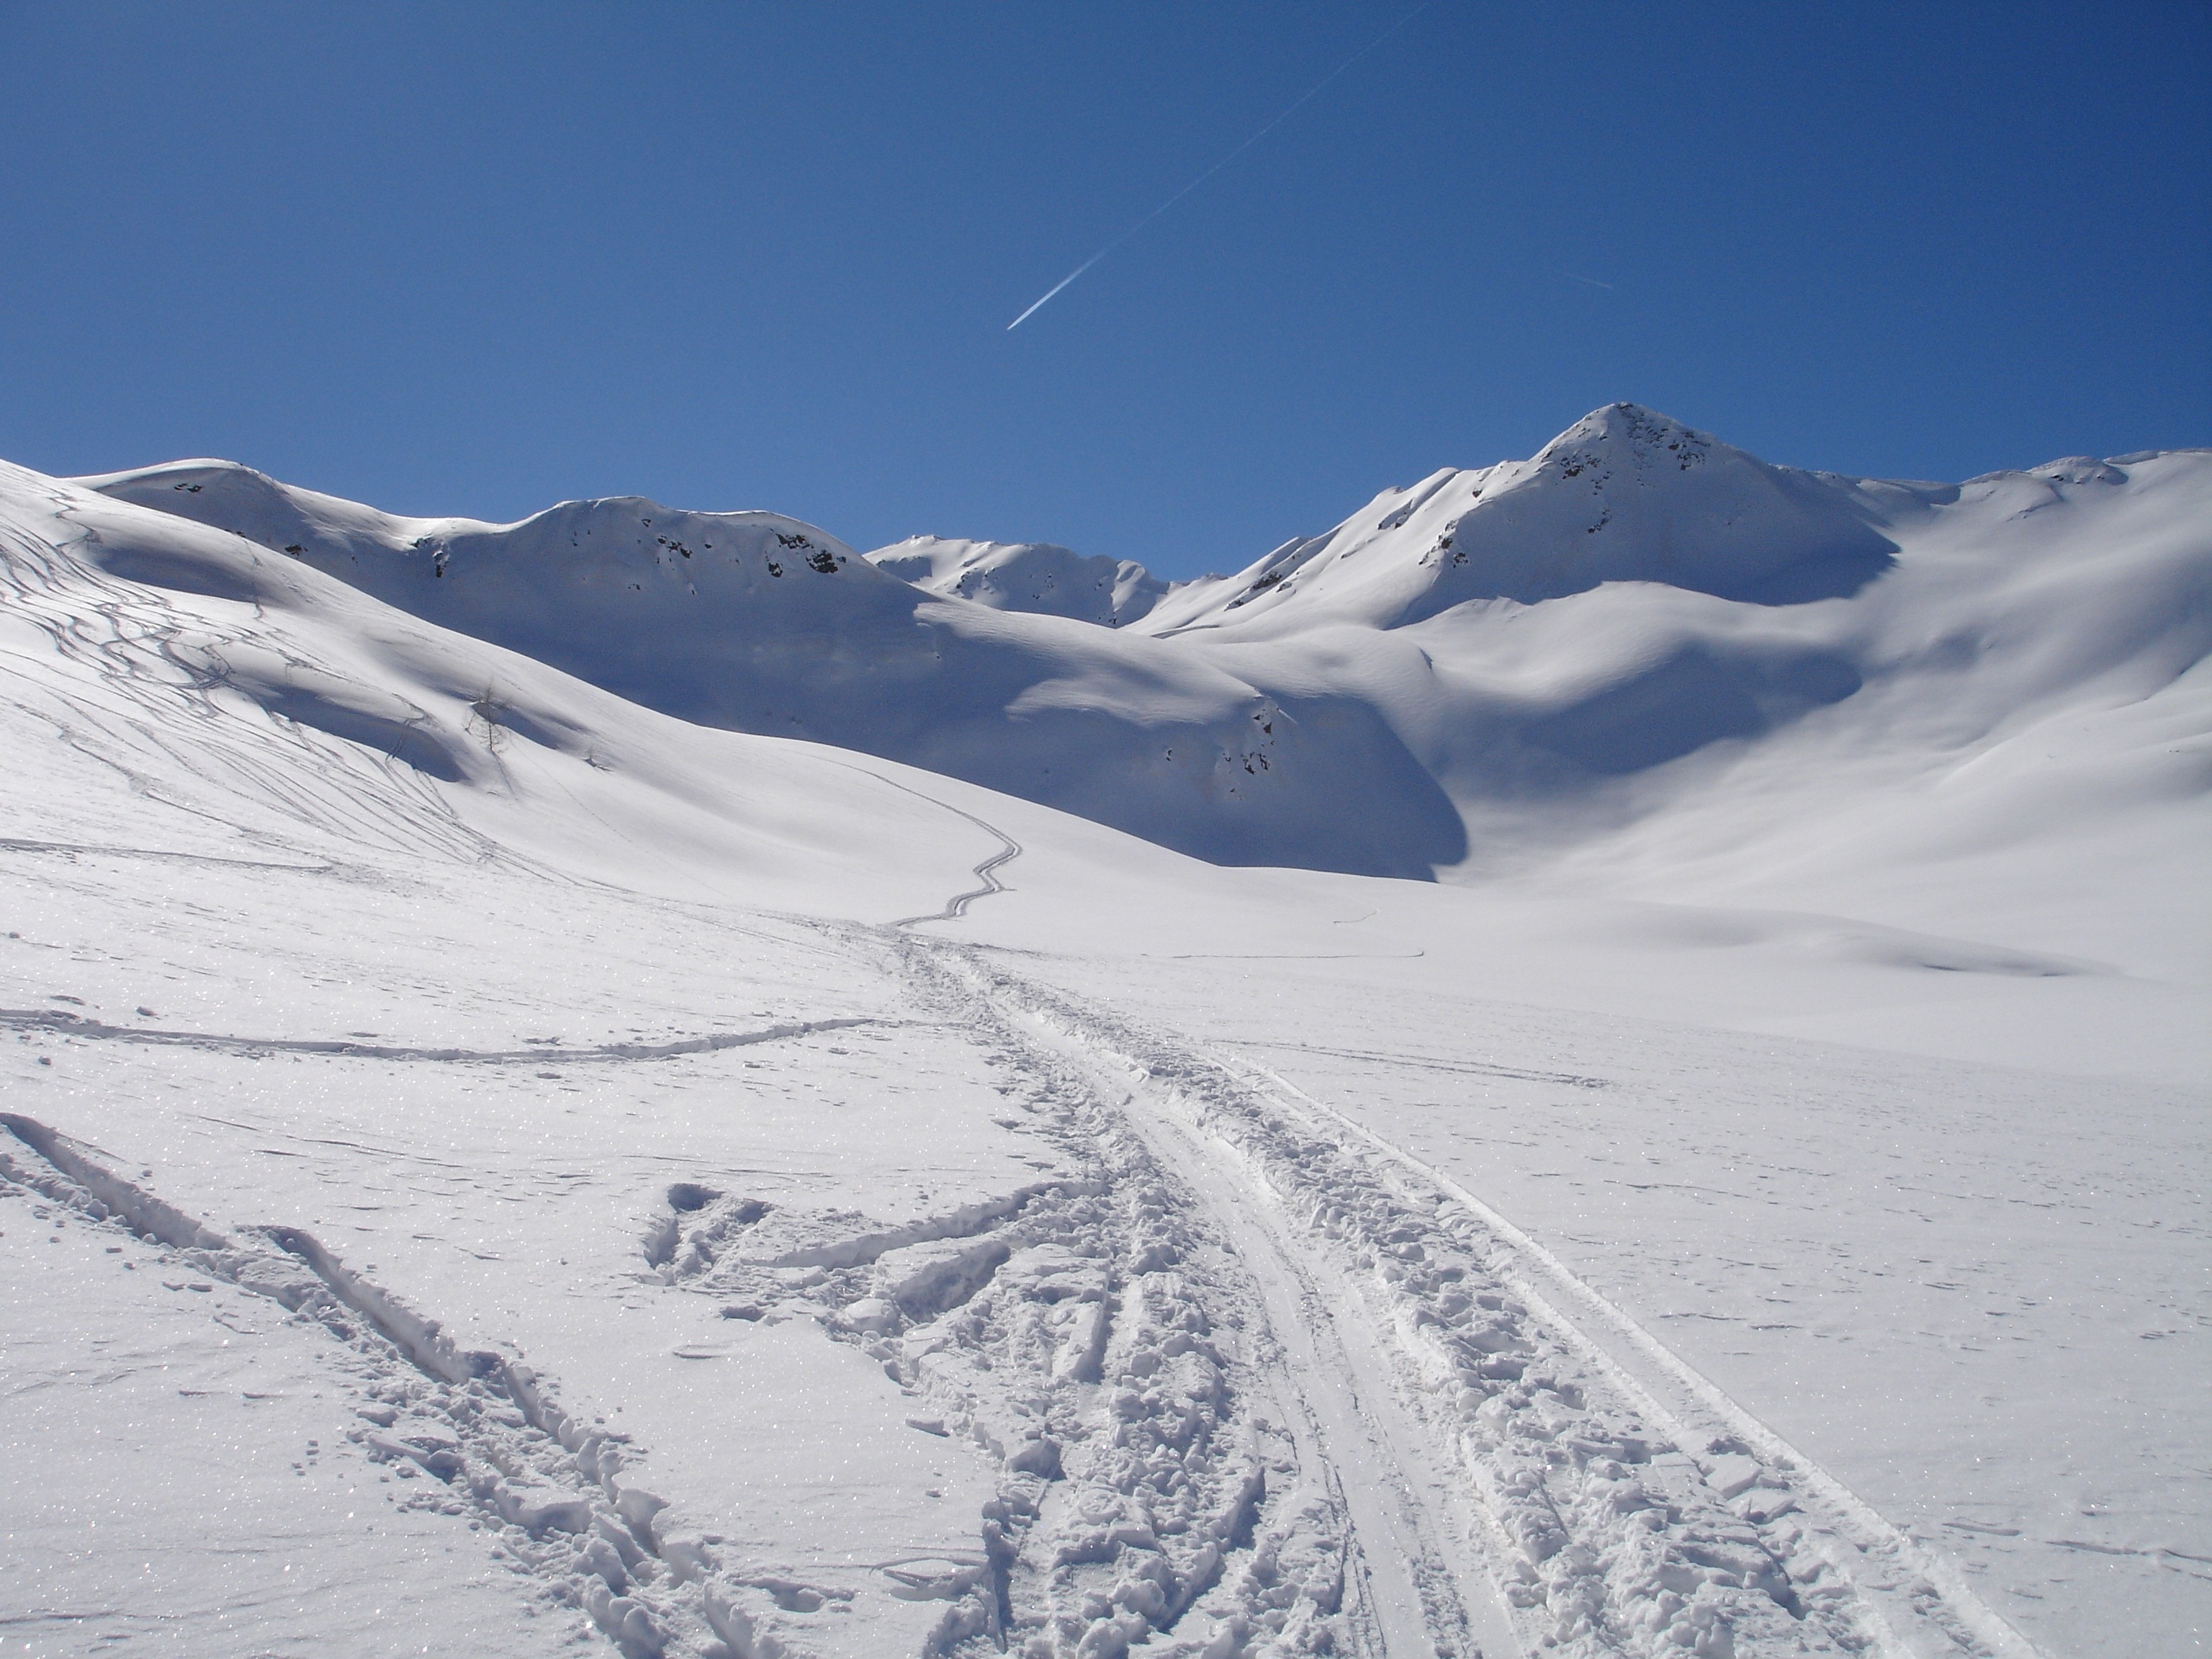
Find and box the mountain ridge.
[867,536,1172,628]
[67,408,2212,963]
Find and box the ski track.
[0,832,337,873]
[0,1110,709,1659]
[1065,1025,1519,1659]
[1230,1037,1611,1092]
[855,766,1023,928]
[1,765,2044,1658]
[651,928,1358,1658]
[1,511,534,869]
[0,1005,877,1066]
[878,932,2044,1659]
[1228,1058,2044,1659]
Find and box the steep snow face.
[1141,405,1901,637]
[867,536,1169,627]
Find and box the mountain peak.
[1141,405,1902,635]
[1539,403,1716,468]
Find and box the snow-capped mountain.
[73,457,1456,876]
[78,405,2212,976]
[1139,403,1904,634]
[868,535,1170,627]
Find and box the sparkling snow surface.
[4,414,2206,1659]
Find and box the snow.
[76,410,2212,955]
[868,536,1172,629]
[4,408,2207,1658]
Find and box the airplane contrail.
[1006,2,1437,331]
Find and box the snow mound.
[867,535,1169,627]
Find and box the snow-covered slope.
[1143,419,2212,979]
[81,408,2212,985]
[0,460,1097,917]
[5,444,2206,1658]
[73,460,1461,878]
[868,535,1170,627]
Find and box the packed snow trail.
[1233,1059,2044,1659]
[661,925,1359,1656]
[1048,1025,1521,1658]
[863,938,2048,1659]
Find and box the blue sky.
[4,2,2206,578]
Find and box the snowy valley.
[1,407,2205,1659]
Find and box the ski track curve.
[831,762,1021,929]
